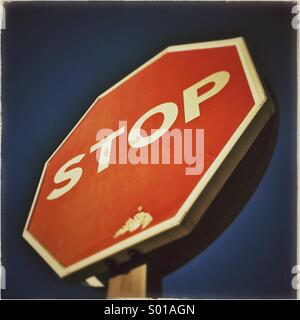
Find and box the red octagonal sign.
[23,38,274,280]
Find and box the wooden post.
[107,252,161,298]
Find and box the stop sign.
[23,37,274,280]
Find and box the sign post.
[108,264,149,298]
[107,252,161,298]
[23,38,274,296]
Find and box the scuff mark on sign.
[113,207,153,238]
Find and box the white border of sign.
[22,37,271,280]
